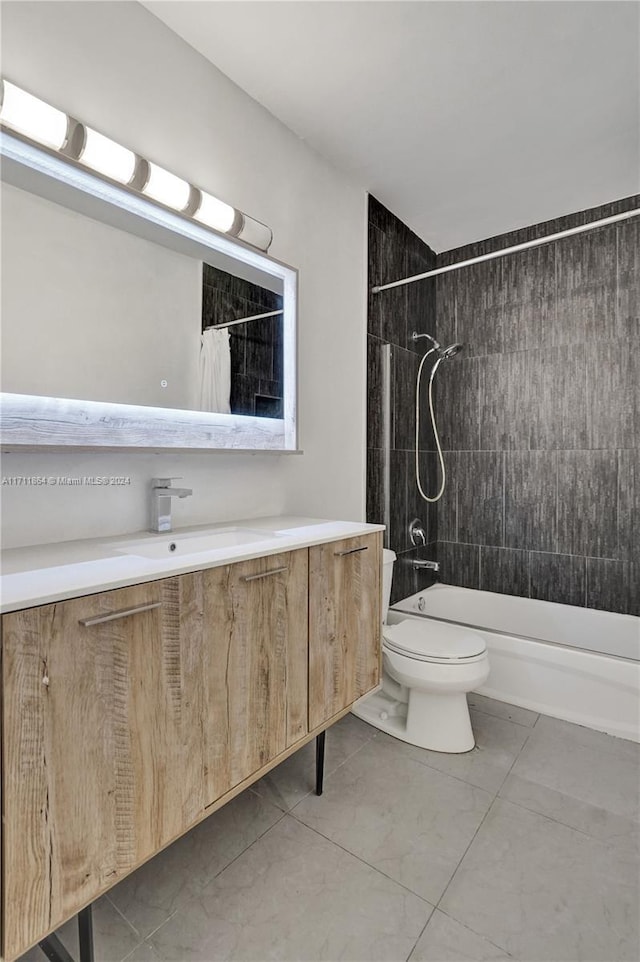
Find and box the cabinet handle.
[334,546,369,557]
[79,602,162,627]
[242,565,289,583]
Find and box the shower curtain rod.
[371,208,640,293]
[205,308,283,331]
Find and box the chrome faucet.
[150,477,193,532]
[408,518,440,571]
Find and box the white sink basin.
[112,527,277,560]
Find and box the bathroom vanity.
[0,517,383,961]
[0,99,380,961]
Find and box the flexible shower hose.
[415,349,446,502]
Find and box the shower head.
[440,342,464,359]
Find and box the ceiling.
[143,1,639,251]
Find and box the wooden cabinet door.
[1,575,205,961]
[202,549,308,805]
[309,532,382,730]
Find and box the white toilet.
[352,549,489,753]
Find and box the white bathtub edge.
[476,683,640,743]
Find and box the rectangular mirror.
[0,133,297,451]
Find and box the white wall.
[0,1,367,549]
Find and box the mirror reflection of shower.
[412,331,464,503]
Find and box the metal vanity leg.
[38,934,75,962]
[39,905,94,962]
[78,906,95,962]
[315,730,326,796]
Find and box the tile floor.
[20,694,640,962]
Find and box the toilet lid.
[383,619,486,662]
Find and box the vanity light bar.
[0,78,273,251]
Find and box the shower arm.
[412,331,440,350]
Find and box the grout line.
[433,795,497,911]
[453,276,458,343]
[248,781,307,814]
[554,449,559,557]
[249,772,312,813]
[494,792,622,844]
[614,448,621,581]
[405,907,437,962]
[492,717,535,796]
[139,908,180,946]
[615,221,620,334]
[432,714,540,915]
[314,728,382,784]
[501,451,506,550]
[342,728,501,797]
[104,894,144,940]
[433,908,516,959]
[584,554,590,609]
[436,538,631,565]
[421,745,510,789]
[261,721,383,819]
[584,327,590,450]
[207,807,288,880]
[288,810,436,908]
[120,940,153,962]
[132,805,292,949]
[468,703,540,731]
[431,447,638,452]
[454,452,459,542]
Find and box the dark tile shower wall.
[366,196,441,604]
[435,196,639,616]
[202,264,283,417]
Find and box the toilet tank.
[382,549,396,623]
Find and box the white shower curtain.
[199,328,231,413]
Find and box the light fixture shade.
[237,214,273,252]
[194,190,236,233]
[142,161,191,211]
[78,126,137,185]
[0,76,273,252]
[0,79,68,150]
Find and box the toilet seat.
[383,619,486,664]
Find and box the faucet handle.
[152,477,183,488]
[409,518,427,547]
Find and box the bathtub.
[389,584,640,742]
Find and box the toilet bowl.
[352,549,489,753]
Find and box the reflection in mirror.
[201,265,283,419]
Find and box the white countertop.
[0,516,385,613]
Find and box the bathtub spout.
[413,559,440,572]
